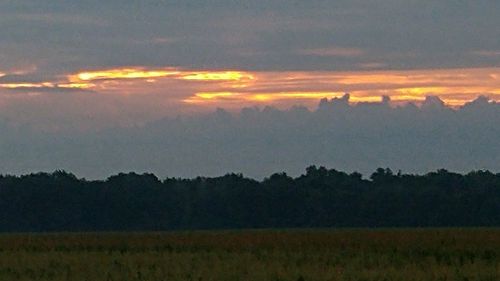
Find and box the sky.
[0,0,499,177]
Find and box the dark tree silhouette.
[0,166,498,232]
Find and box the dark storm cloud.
[0,0,498,74]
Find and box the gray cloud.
[1,95,499,179]
[0,0,498,74]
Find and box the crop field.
[0,229,498,281]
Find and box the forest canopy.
[0,166,499,232]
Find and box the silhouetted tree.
[0,167,498,232]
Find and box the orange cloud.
[58,83,95,89]
[179,71,255,81]
[185,91,360,104]
[0,82,93,90]
[0,82,54,89]
[181,68,499,107]
[2,66,498,110]
[70,68,254,82]
[71,68,180,82]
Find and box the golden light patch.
[0,82,96,90]
[185,91,346,104]
[180,71,255,81]
[0,82,54,89]
[71,68,180,82]
[183,92,241,103]
[58,83,95,89]
[66,68,256,90]
[195,92,239,99]
[335,74,414,85]
[394,87,450,96]
[395,86,500,96]
[348,96,389,103]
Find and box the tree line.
[0,166,499,232]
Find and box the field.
[0,229,498,281]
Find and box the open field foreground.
[0,229,498,281]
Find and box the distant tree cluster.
[0,166,499,232]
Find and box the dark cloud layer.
[1,96,499,179]
[1,0,498,75]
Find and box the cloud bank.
[1,95,499,179]
[0,67,498,130]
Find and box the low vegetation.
[0,229,498,281]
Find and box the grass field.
[0,229,498,281]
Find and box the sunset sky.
[1,1,499,127]
[0,1,499,177]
